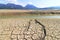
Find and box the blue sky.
[0,0,60,8]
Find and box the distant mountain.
[0,3,23,9]
[6,3,23,9]
[0,4,6,9]
[25,4,37,9]
[0,3,39,9]
[40,6,60,10]
[48,6,60,10]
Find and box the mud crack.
[10,19,46,40]
[35,19,46,40]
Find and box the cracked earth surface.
[0,18,60,40]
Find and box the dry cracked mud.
[0,18,60,40]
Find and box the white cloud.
[28,2,33,4]
[7,0,18,4]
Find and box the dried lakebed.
[0,18,60,40]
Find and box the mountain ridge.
[0,3,60,10]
